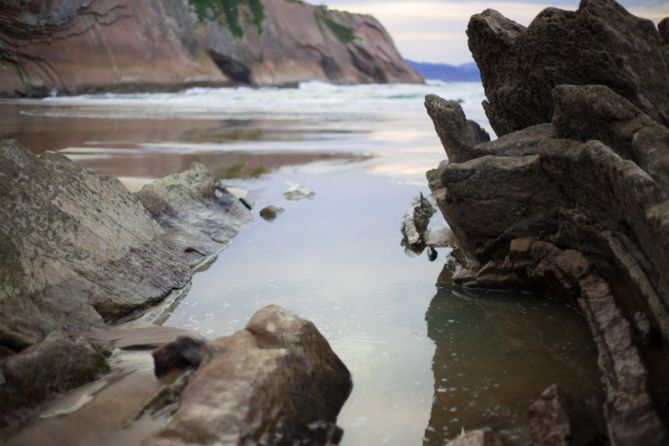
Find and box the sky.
[324,0,669,64]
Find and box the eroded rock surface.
[426,1,669,444]
[0,140,191,348]
[445,429,511,446]
[137,163,252,268]
[468,0,669,135]
[145,305,352,445]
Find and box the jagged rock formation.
[426,1,669,444]
[468,0,669,136]
[144,305,352,445]
[0,0,422,97]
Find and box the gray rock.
[425,94,490,162]
[137,163,252,268]
[144,305,352,445]
[401,193,436,254]
[467,1,669,135]
[0,140,191,348]
[0,331,109,426]
[259,205,285,222]
[528,384,603,446]
[284,183,316,201]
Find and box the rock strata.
[137,163,252,268]
[0,0,422,97]
[426,1,669,444]
[0,140,191,348]
[145,305,352,445]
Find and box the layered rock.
[144,305,353,445]
[0,0,421,97]
[467,0,669,136]
[137,163,252,268]
[426,1,669,444]
[0,140,191,349]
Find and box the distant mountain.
[406,60,481,82]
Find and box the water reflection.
[424,278,602,444]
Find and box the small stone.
[259,205,285,222]
[284,184,315,201]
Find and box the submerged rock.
[0,331,108,427]
[445,429,511,446]
[137,163,252,268]
[0,140,191,348]
[284,183,316,201]
[259,205,285,222]
[467,0,669,135]
[145,305,352,445]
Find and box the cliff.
[0,0,422,97]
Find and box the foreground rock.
[0,140,191,349]
[426,1,669,444]
[137,164,252,268]
[467,0,669,135]
[144,305,352,445]
[0,0,421,97]
[0,332,108,428]
[259,205,285,222]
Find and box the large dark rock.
[468,0,669,136]
[0,140,191,348]
[145,305,352,445]
[137,163,252,268]
[0,331,108,427]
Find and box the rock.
[401,193,437,254]
[152,336,208,378]
[528,385,604,446]
[284,183,316,201]
[467,0,669,135]
[453,239,669,445]
[425,94,490,162]
[0,331,109,427]
[259,205,285,222]
[552,84,669,188]
[137,163,252,268]
[0,140,191,348]
[427,246,438,262]
[0,0,421,97]
[144,305,352,445]
[445,429,511,446]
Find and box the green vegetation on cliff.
[189,0,265,37]
[314,6,356,43]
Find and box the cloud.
[323,0,669,63]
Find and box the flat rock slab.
[137,163,252,268]
[77,326,203,351]
[0,140,191,348]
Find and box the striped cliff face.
[0,0,422,98]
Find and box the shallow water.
[0,81,601,445]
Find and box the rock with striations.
[0,140,192,349]
[144,305,353,445]
[137,163,252,268]
[467,0,669,136]
[425,1,669,444]
[0,0,422,97]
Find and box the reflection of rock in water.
[424,285,602,445]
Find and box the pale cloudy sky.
[324,0,669,63]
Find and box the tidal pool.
[0,81,601,445]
